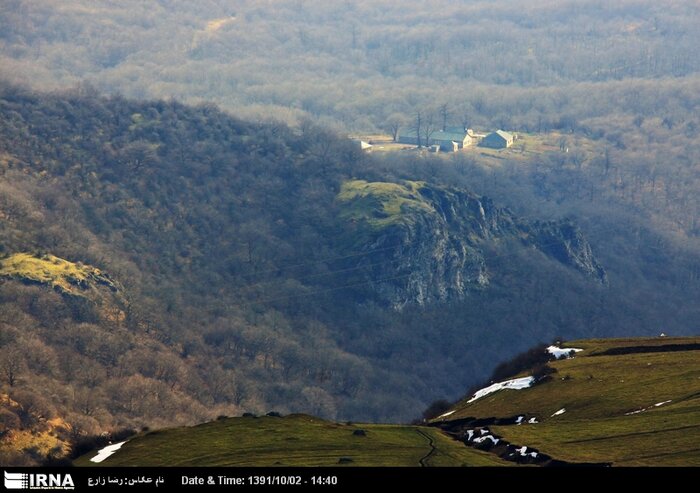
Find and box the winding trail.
[416,429,437,467]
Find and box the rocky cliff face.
[336,180,606,309]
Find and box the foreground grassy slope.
[74,337,698,467]
[76,415,507,467]
[440,336,700,466]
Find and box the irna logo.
[4,471,75,490]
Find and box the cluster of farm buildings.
[397,127,514,152]
[355,127,515,153]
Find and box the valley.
[1,87,699,465]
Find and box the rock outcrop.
[336,180,606,309]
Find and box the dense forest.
[1,0,700,465]
[2,1,700,130]
[2,0,700,231]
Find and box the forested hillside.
[1,86,699,465]
[3,1,700,237]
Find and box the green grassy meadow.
[75,414,507,467]
[440,337,700,466]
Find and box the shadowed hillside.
[1,86,699,465]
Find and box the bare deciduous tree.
[412,111,423,147]
[422,112,437,147]
[439,103,449,131]
[0,346,25,387]
[386,113,405,142]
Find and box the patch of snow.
[515,416,524,424]
[551,408,566,417]
[480,428,489,435]
[528,417,539,424]
[473,435,499,445]
[625,400,673,416]
[90,441,127,463]
[436,410,455,418]
[513,445,538,458]
[546,345,583,359]
[465,430,474,441]
[467,376,535,403]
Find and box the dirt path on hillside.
[416,429,437,467]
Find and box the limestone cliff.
[336,180,606,309]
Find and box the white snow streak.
[551,408,566,417]
[625,400,672,415]
[90,441,127,463]
[546,345,583,359]
[467,376,535,403]
[436,410,455,419]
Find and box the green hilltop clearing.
[0,253,119,296]
[336,179,434,229]
[436,336,700,466]
[75,414,507,467]
[74,337,700,467]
